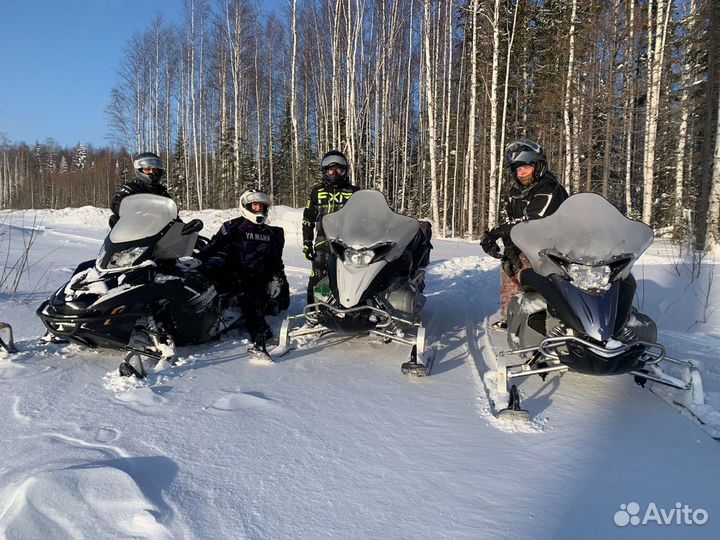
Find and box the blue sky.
[0,0,283,149]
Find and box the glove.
[481,229,501,258]
[203,256,226,270]
[501,249,522,277]
[303,241,314,261]
[268,274,285,299]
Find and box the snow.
[1,206,720,539]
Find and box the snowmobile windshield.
[110,194,178,244]
[510,192,653,280]
[322,190,420,263]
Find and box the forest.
[1,0,719,250]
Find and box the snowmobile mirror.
[181,219,204,235]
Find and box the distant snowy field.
[1,205,719,539]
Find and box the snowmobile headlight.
[344,248,375,268]
[107,246,150,269]
[566,263,611,291]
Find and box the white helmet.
[239,189,270,224]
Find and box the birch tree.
[641,0,672,225]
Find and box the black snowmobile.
[36,194,281,378]
[277,189,434,375]
[481,193,720,438]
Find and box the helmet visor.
[133,156,164,171]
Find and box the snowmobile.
[36,194,275,378]
[277,189,434,375]
[480,192,720,438]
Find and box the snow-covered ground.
[1,205,719,539]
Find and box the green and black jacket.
[302,182,359,251]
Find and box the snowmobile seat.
[518,267,541,293]
[409,220,433,271]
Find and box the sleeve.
[524,184,567,221]
[302,187,318,245]
[271,226,286,274]
[110,183,135,216]
[197,223,230,262]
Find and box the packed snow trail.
[1,210,719,539]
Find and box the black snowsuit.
[302,181,359,303]
[198,216,288,342]
[109,180,171,228]
[495,171,568,245]
[491,171,568,318]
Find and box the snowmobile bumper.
[501,335,666,376]
[278,303,433,375]
[36,300,165,359]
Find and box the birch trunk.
[704,85,720,252]
[423,0,440,227]
[464,0,478,236]
[641,0,672,224]
[486,0,501,228]
[624,0,636,216]
[562,0,578,191]
[290,0,300,207]
[673,0,697,237]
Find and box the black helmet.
[505,139,547,180]
[133,152,165,185]
[239,189,270,224]
[321,150,349,187]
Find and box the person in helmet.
[481,139,568,329]
[109,152,171,228]
[302,149,359,304]
[197,189,289,356]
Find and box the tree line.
[1,0,719,250]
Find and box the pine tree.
[72,142,87,171]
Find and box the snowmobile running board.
[0,322,18,354]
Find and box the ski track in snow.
[1,209,720,539]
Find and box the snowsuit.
[109,180,171,228]
[302,181,359,303]
[494,171,568,318]
[198,216,288,342]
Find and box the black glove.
[203,256,226,270]
[481,229,501,258]
[501,248,522,277]
[303,241,314,261]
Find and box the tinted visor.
[133,156,164,171]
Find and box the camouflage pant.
[499,252,530,319]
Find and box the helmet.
[133,152,165,185]
[504,139,547,180]
[239,189,270,224]
[321,150,349,187]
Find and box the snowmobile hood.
[322,190,419,263]
[110,194,178,244]
[510,193,653,280]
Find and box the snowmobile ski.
[497,384,530,422]
[118,352,146,379]
[0,322,18,354]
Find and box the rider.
[197,189,289,355]
[481,139,568,329]
[302,150,359,304]
[109,152,171,228]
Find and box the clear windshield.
[510,193,653,278]
[322,190,420,262]
[109,194,178,244]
